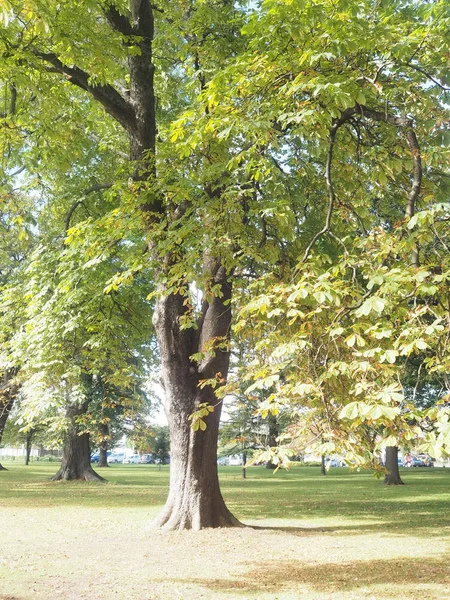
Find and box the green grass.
[2,462,450,532]
[1,463,450,600]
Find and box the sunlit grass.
[2,462,449,533]
[1,462,450,599]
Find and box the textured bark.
[384,446,404,485]
[151,281,242,530]
[51,404,104,482]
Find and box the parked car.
[90,451,111,463]
[108,453,126,464]
[139,454,154,464]
[122,454,140,464]
[412,454,433,467]
[326,458,345,467]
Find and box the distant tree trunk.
[25,429,35,466]
[265,413,279,469]
[242,450,247,479]
[321,455,327,476]
[384,446,404,485]
[0,371,19,472]
[51,403,104,482]
[97,422,109,468]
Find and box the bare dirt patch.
[2,506,450,600]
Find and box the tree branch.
[34,51,135,132]
[103,4,135,36]
[301,109,354,263]
[64,183,113,233]
[355,104,422,266]
[401,62,450,92]
[0,83,17,118]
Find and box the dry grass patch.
[1,463,449,599]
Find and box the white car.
[122,454,140,464]
[108,453,125,464]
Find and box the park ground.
[1,464,449,600]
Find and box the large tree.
[1,0,449,525]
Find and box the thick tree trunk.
[153,384,242,530]
[52,0,239,527]
[152,284,242,530]
[384,446,404,485]
[51,404,104,482]
[97,422,109,468]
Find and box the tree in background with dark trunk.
[51,401,104,482]
[384,446,404,486]
[0,371,19,471]
[97,421,110,469]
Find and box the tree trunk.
[51,403,104,482]
[265,413,279,469]
[44,1,239,526]
[321,455,327,476]
[0,371,19,472]
[152,384,242,530]
[151,288,242,530]
[242,450,247,479]
[25,429,34,465]
[384,446,404,485]
[97,422,109,468]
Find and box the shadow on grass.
[2,465,449,536]
[162,556,450,595]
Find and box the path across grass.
[1,464,449,599]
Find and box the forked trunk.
[152,286,242,530]
[51,403,104,482]
[384,446,404,485]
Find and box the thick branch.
[104,4,135,36]
[34,51,135,132]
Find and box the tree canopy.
[0,0,449,524]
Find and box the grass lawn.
[1,463,449,600]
